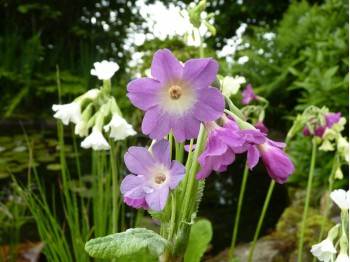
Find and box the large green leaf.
[184,219,213,262]
[85,228,172,259]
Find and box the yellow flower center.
[168,85,182,100]
[154,173,166,184]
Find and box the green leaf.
[323,66,339,79]
[184,219,213,262]
[85,228,172,259]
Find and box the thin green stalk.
[110,141,119,233]
[318,154,338,240]
[298,137,317,262]
[229,162,249,259]
[198,29,204,58]
[248,180,276,262]
[179,124,206,224]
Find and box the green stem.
[179,124,206,224]
[298,137,317,262]
[110,140,119,233]
[198,29,204,58]
[229,161,249,259]
[317,154,338,242]
[248,180,276,262]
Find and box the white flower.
[104,114,137,141]
[52,102,81,125]
[330,189,349,210]
[81,129,110,150]
[335,252,349,262]
[90,60,120,80]
[337,136,349,163]
[221,75,246,97]
[311,238,337,262]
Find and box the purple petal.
[303,126,311,136]
[196,160,214,180]
[124,147,155,176]
[266,138,286,148]
[193,87,225,122]
[171,114,201,142]
[184,144,197,152]
[120,175,147,198]
[247,145,260,169]
[254,121,269,134]
[242,84,257,105]
[124,197,149,209]
[145,186,169,211]
[152,139,171,168]
[168,160,186,189]
[325,112,341,128]
[315,126,326,137]
[212,149,235,171]
[259,144,295,184]
[205,134,228,157]
[151,49,183,84]
[127,78,162,110]
[241,129,266,144]
[182,58,218,89]
[142,107,171,139]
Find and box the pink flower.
[242,84,257,105]
[222,115,294,183]
[196,121,245,180]
[120,139,185,211]
[256,139,295,184]
[127,49,225,142]
[254,121,269,134]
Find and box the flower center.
[154,173,166,184]
[168,85,182,100]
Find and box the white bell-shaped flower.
[330,189,349,211]
[52,102,81,125]
[81,129,110,150]
[90,60,119,80]
[221,75,246,97]
[311,238,337,262]
[104,114,136,141]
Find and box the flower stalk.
[298,136,318,261]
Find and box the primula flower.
[81,129,110,150]
[311,238,337,262]
[196,121,245,180]
[221,75,246,97]
[330,189,349,211]
[256,139,295,184]
[104,114,137,141]
[127,49,225,142]
[242,84,257,105]
[52,102,81,125]
[120,139,186,211]
[91,60,120,80]
[222,115,294,183]
[254,121,269,134]
[304,112,341,138]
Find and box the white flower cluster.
[52,61,136,151]
[311,189,349,262]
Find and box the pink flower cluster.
[197,115,295,184]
